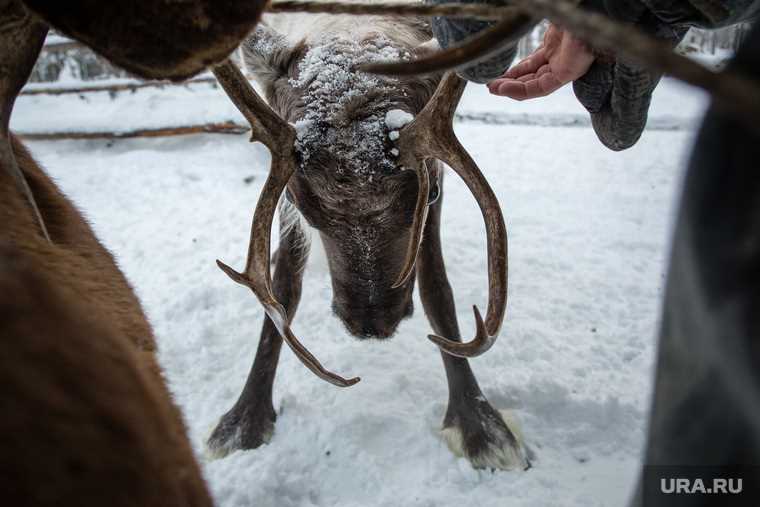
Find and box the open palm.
[488,23,596,100]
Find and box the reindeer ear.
[413,38,441,58]
[397,39,445,114]
[240,24,302,89]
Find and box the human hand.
[487,23,595,100]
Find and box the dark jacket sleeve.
[575,0,758,150]
[640,0,760,28]
[427,0,523,83]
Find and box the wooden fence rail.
[21,76,220,96]
[18,122,249,141]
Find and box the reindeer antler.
[395,72,507,358]
[212,59,359,387]
[362,8,535,76]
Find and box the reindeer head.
[241,28,441,340]
[212,26,508,387]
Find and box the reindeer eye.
[427,179,440,205]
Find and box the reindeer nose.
[333,297,414,340]
[360,321,388,339]
[342,313,395,339]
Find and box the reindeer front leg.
[417,172,529,471]
[207,203,309,458]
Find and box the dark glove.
[573,1,688,150]
[427,0,530,84]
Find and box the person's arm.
[489,0,760,150]
[571,0,759,150]
[434,0,759,150]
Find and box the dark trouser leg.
[207,206,309,456]
[416,170,528,470]
[631,23,760,506]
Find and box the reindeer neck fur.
[0,136,156,353]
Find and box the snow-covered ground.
[16,78,706,506]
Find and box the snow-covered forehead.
[289,36,414,181]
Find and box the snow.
[44,33,72,45]
[684,48,735,70]
[385,109,414,130]
[16,79,245,134]
[14,70,705,506]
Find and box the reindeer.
[205,11,530,471]
[0,3,213,504]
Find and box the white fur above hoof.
[441,410,530,471]
[204,416,274,461]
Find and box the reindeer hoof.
[441,400,530,471]
[205,405,276,459]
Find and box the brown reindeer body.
[0,4,220,503]
[0,3,216,503]
[0,137,213,506]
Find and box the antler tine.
[212,59,359,387]
[399,72,507,357]
[212,59,289,152]
[360,10,534,76]
[428,127,507,358]
[391,156,429,288]
[392,67,465,288]
[392,71,462,289]
[391,70,465,288]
